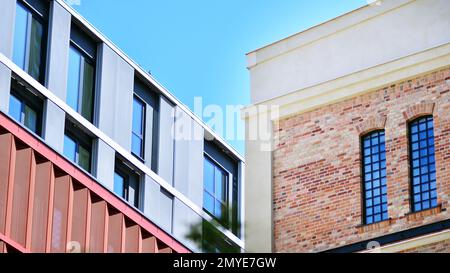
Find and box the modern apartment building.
[0,0,244,253]
[243,0,450,252]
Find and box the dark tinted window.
[362,130,388,224]
[8,78,43,135]
[409,116,437,212]
[12,0,48,83]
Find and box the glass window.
[67,47,81,111]
[114,162,140,208]
[12,1,46,83]
[63,132,91,173]
[131,96,145,158]
[409,116,437,212]
[23,104,37,133]
[78,145,91,173]
[13,3,28,71]
[114,172,126,198]
[362,131,388,224]
[203,156,228,225]
[9,94,22,122]
[63,135,77,162]
[66,45,95,122]
[8,91,41,135]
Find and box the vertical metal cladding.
[0,113,189,253]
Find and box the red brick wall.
[400,239,450,253]
[272,68,450,252]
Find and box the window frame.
[63,121,93,173]
[114,159,140,209]
[131,95,146,160]
[408,115,437,213]
[361,130,389,225]
[203,153,231,227]
[67,42,96,122]
[9,77,44,136]
[13,0,48,84]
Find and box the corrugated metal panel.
[107,209,123,253]
[124,220,140,253]
[0,132,13,234]
[89,197,107,253]
[142,233,158,253]
[0,113,189,253]
[51,174,70,253]
[10,147,34,247]
[71,186,89,253]
[31,160,52,252]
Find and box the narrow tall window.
[362,130,388,224]
[63,122,92,173]
[131,96,145,158]
[8,79,43,135]
[203,156,228,226]
[12,0,47,83]
[66,45,95,122]
[114,161,140,208]
[409,116,437,212]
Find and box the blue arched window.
[362,130,388,224]
[409,116,437,212]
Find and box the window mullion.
[24,11,32,73]
[20,99,25,124]
[77,55,85,114]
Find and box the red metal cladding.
[0,132,13,235]
[125,220,140,253]
[107,209,123,253]
[31,160,52,252]
[0,113,189,253]
[71,186,89,253]
[10,146,34,247]
[51,173,70,253]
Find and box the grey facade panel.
[157,95,175,185]
[159,188,174,233]
[142,175,173,234]
[134,78,159,172]
[143,175,160,222]
[45,0,71,100]
[0,64,11,114]
[173,106,204,207]
[0,0,15,59]
[95,138,115,190]
[43,100,65,152]
[97,44,134,151]
[173,198,202,253]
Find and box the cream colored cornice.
[247,0,415,68]
[360,229,450,253]
[242,43,450,121]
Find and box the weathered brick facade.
[272,68,450,252]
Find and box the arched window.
[409,116,437,212]
[362,130,388,224]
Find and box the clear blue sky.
[66,0,367,155]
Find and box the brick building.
[243,0,450,252]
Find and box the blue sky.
[66,0,367,155]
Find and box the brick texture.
[272,68,450,252]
